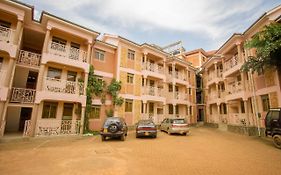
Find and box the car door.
[265,110,280,135]
[161,119,166,131]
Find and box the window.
[261,94,270,112]
[190,106,193,115]
[169,104,173,114]
[71,42,80,49]
[241,101,245,113]
[125,99,133,112]
[62,103,73,120]
[52,36,66,45]
[175,105,179,115]
[127,73,134,84]
[188,71,191,78]
[128,49,135,60]
[42,102,58,119]
[95,49,105,61]
[90,105,101,119]
[67,71,77,82]
[188,88,192,95]
[0,20,11,28]
[47,67,62,79]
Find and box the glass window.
[90,105,101,119]
[0,20,11,28]
[241,101,245,113]
[169,84,173,92]
[169,104,173,114]
[128,49,135,60]
[261,94,270,112]
[125,99,133,112]
[52,36,66,45]
[47,67,62,79]
[95,50,105,61]
[67,71,77,82]
[127,73,134,84]
[62,103,73,120]
[42,102,58,119]
[190,106,193,115]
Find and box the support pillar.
[80,107,86,134]
[43,27,51,53]
[217,104,221,123]
[173,104,176,118]
[143,102,147,119]
[87,42,91,63]
[13,20,23,44]
[244,100,250,126]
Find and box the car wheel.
[273,135,281,149]
[154,135,157,138]
[121,135,125,141]
[101,135,106,141]
[136,133,139,138]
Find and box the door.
[26,71,38,89]
[149,103,154,118]
[19,108,32,132]
[61,103,74,134]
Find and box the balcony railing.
[0,26,14,43]
[208,71,216,81]
[10,87,36,103]
[17,50,41,67]
[175,71,186,81]
[142,86,163,97]
[44,77,84,95]
[175,92,188,100]
[49,42,87,63]
[142,62,164,74]
[36,119,81,136]
[224,55,238,71]
[227,81,243,94]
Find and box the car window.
[271,111,280,120]
[104,118,121,126]
[172,119,186,124]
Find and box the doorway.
[26,71,38,89]
[19,108,32,132]
[198,108,204,122]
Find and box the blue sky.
[20,0,281,51]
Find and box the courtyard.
[0,127,281,175]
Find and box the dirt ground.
[0,127,281,175]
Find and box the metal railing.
[224,55,238,71]
[23,120,32,136]
[142,62,164,74]
[0,26,14,43]
[49,42,87,62]
[142,86,163,97]
[17,50,41,67]
[44,77,84,95]
[10,87,36,103]
[36,119,81,136]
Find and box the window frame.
[90,105,101,119]
[95,49,105,61]
[125,99,133,112]
[42,102,58,119]
[127,49,135,60]
[47,67,62,80]
[127,73,134,84]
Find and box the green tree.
[107,78,124,115]
[241,23,281,74]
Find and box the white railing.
[175,92,188,101]
[44,77,84,95]
[175,71,186,81]
[142,62,164,74]
[224,55,238,71]
[0,26,14,43]
[49,42,87,62]
[10,87,36,103]
[227,81,243,94]
[17,50,41,67]
[36,119,81,136]
[23,120,32,136]
[142,86,163,97]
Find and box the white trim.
[94,70,113,78]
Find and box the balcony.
[10,87,36,104]
[141,114,164,125]
[35,119,81,136]
[17,50,41,68]
[142,62,165,79]
[223,55,243,77]
[225,81,248,101]
[167,92,188,104]
[41,41,89,72]
[208,70,223,86]
[141,86,165,102]
[35,77,86,105]
[0,26,17,57]
[175,92,188,101]
[207,92,218,104]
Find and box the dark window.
[241,101,245,113]
[261,94,270,112]
[0,20,11,28]
[169,104,173,114]
[128,49,135,60]
[90,105,101,119]
[125,99,133,112]
[42,102,58,119]
[47,67,62,79]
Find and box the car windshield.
[172,119,186,124]
[104,118,121,127]
[138,120,154,126]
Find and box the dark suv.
[265,108,281,149]
[100,117,128,141]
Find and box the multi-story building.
[201,5,281,134]
[0,0,280,138]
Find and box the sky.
[20,0,281,51]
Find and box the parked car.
[160,118,189,135]
[100,117,128,141]
[136,120,157,138]
[265,108,281,149]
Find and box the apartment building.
[201,5,281,134]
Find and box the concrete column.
[43,28,51,53]
[36,64,46,91]
[173,104,176,118]
[244,100,250,126]
[87,43,91,63]
[236,43,242,63]
[172,63,175,79]
[214,62,218,78]
[143,102,147,118]
[13,20,23,44]
[217,104,221,123]
[5,58,16,87]
[226,102,230,124]
[216,83,219,98]
[30,104,39,137]
[80,107,86,134]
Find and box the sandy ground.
[0,127,281,175]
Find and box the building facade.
[0,0,280,137]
